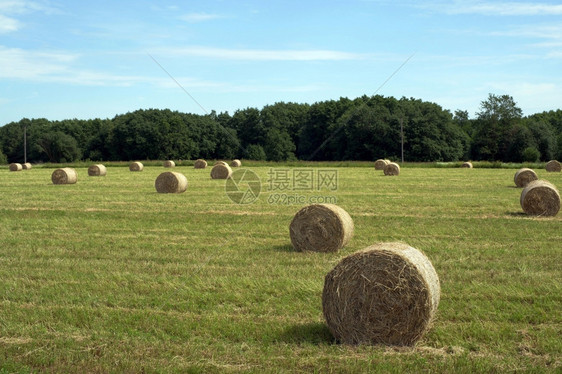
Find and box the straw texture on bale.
[546,160,561,172]
[163,160,175,168]
[129,162,144,171]
[322,242,440,346]
[88,164,107,177]
[155,171,188,193]
[374,159,388,170]
[214,161,228,166]
[520,180,560,216]
[383,162,400,176]
[210,164,232,179]
[230,159,242,167]
[9,163,22,172]
[22,163,32,170]
[51,168,77,185]
[289,204,354,253]
[194,159,207,169]
[461,162,473,168]
[514,168,537,188]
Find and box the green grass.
[0,165,560,373]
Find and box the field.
[0,163,560,373]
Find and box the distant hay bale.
[214,161,228,166]
[546,160,561,172]
[163,160,175,168]
[51,168,77,185]
[520,180,560,217]
[9,163,22,172]
[129,162,144,171]
[461,162,473,168]
[155,171,188,193]
[289,204,354,253]
[22,163,32,170]
[231,159,242,167]
[383,162,400,176]
[88,164,107,177]
[194,159,207,169]
[374,159,388,170]
[322,242,440,346]
[514,168,538,188]
[210,164,232,179]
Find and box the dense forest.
[1,94,561,164]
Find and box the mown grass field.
[0,163,560,373]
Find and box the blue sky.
[1,0,561,125]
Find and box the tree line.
[1,94,561,164]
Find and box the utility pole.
[23,123,27,164]
[400,117,404,163]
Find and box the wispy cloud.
[157,46,365,61]
[179,12,225,23]
[0,14,19,32]
[419,1,562,16]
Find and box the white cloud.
[419,1,562,16]
[0,14,19,32]
[179,12,225,23]
[157,46,365,61]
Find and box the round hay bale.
[214,161,228,166]
[163,160,176,168]
[129,162,144,172]
[514,168,538,188]
[194,159,208,169]
[155,171,188,193]
[230,159,242,168]
[322,242,440,346]
[210,164,232,179]
[383,162,400,176]
[374,159,388,170]
[461,162,473,168]
[289,204,354,253]
[520,180,560,216]
[545,160,561,172]
[22,163,32,170]
[9,163,22,172]
[88,164,107,177]
[51,168,77,185]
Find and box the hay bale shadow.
[277,322,334,344]
[507,211,527,217]
[271,244,294,252]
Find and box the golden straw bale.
[322,242,440,346]
[289,204,354,252]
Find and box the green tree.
[36,131,81,163]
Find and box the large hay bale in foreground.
[194,159,207,169]
[214,161,228,166]
[129,162,144,172]
[22,163,32,170]
[155,171,188,193]
[322,242,440,346]
[461,162,473,168]
[51,168,77,185]
[163,160,175,168]
[231,159,242,168]
[9,163,22,172]
[514,168,538,188]
[546,160,561,172]
[374,159,388,170]
[383,162,400,176]
[210,164,232,179]
[289,204,354,253]
[520,180,560,216]
[88,164,107,177]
